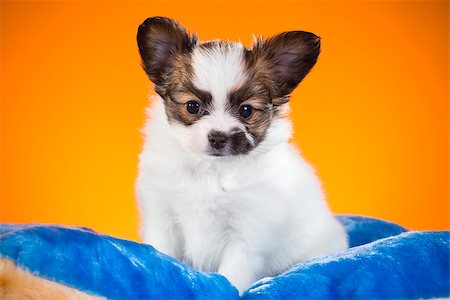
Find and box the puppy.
[136,17,348,292]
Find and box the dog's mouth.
[210,153,225,157]
[207,150,227,157]
[206,148,229,157]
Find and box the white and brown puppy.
[136,17,348,292]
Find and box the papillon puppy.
[136,17,348,292]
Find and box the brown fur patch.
[0,258,103,300]
[164,81,213,126]
[198,40,235,52]
[227,79,273,146]
[137,17,214,125]
[226,30,320,146]
[137,17,197,88]
[244,31,321,98]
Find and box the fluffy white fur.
[136,38,348,293]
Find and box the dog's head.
[137,17,320,158]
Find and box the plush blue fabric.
[242,231,450,299]
[337,215,407,247]
[1,216,448,299]
[0,224,238,299]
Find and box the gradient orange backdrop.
[1,0,448,241]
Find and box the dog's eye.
[239,105,253,119]
[186,100,201,115]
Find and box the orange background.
[1,0,448,242]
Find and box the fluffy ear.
[137,17,197,85]
[251,31,321,101]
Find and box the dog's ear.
[137,17,197,85]
[250,31,320,104]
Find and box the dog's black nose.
[208,131,229,149]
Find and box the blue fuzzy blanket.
[1,216,449,299]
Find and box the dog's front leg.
[139,193,183,260]
[141,215,182,260]
[218,243,265,293]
